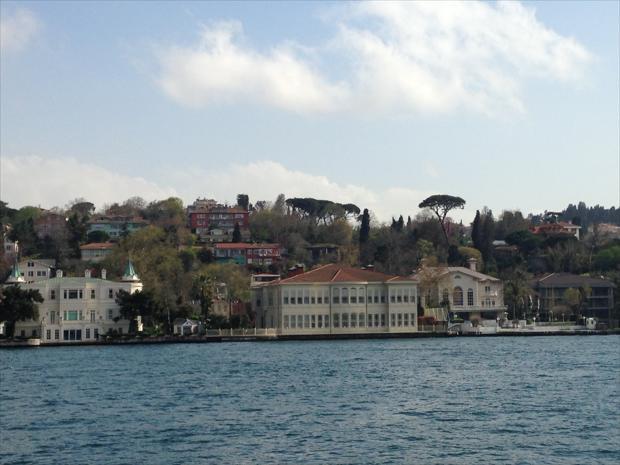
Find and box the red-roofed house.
[251,263,419,335]
[531,222,581,240]
[214,243,281,266]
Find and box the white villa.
[18,258,56,283]
[252,264,419,335]
[413,259,507,328]
[6,261,142,343]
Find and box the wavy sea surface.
[1,336,619,465]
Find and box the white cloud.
[0,8,40,53]
[155,1,591,116]
[2,156,476,223]
[156,21,349,113]
[0,156,178,209]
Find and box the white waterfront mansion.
[413,259,507,324]
[252,264,419,335]
[6,261,142,343]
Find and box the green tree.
[0,286,43,338]
[115,289,161,334]
[418,194,466,246]
[232,222,242,242]
[237,194,250,211]
[472,210,482,250]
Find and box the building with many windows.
[252,264,419,335]
[189,206,250,242]
[412,259,507,325]
[7,261,142,343]
[214,243,282,266]
[18,259,55,283]
[529,273,616,325]
[80,242,115,262]
[87,215,148,239]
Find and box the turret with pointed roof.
[121,260,140,282]
[6,261,25,284]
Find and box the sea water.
[1,336,619,464]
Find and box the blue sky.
[1,1,618,222]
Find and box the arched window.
[442,288,449,305]
[467,288,474,306]
[453,287,463,306]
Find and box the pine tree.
[397,215,404,232]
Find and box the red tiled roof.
[215,243,279,250]
[270,264,413,284]
[80,242,115,250]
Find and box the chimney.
[468,258,477,272]
[101,269,107,280]
[287,264,305,278]
[84,269,91,278]
[56,269,63,278]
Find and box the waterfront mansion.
[6,261,142,343]
[252,264,418,335]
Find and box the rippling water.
[1,336,619,465]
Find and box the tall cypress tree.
[472,210,482,250]
[359,208,370,264]
[232,222,242,242]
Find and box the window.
[50,311,56,324]
[403,292,409,303]
[46,329,51,340]
[397,289,403,303]
[28,271,34,277]
[390,292,396,303]
[333,313,340,328]
[317,293,322,305]
[374,314,380,327]
[468,289,474,306]
[381,314,386,327]
[310,292,316,305]
[485,285,491,293]
[442,288,449,305]
[64,310,79,321]
[397,313,403,327]
[318,315,323,328]
[342,313,349,328]
[67,290,79,299]
[297,315,303,328]
[284,315,289,328]
[350,288,357,304]
[108,289,114,299]
[453,287,464,306]
[108,309,114,320]
[390,314,396,326]
[290,316,296,328]
[324,315,329,327]
[50,290,56,300]
[296,291,302,305]
[342,288,349,304]
[358,288,365,304]
[55,329,59,340]
[90,289,96,299]
[303,290,309,304]
[404,313,409,326]
[350,313,357,328]
[304,315,310,328]
[86,328,91,339]
[94,328,99,339]
[27,261,34,267]
[359,313,365,327]
[333,288,340,304]
[283,290,289,305]
[375,292,380,304]
[311,315,316,328]
[90,311,95,323]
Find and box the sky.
[1,1,618,223]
